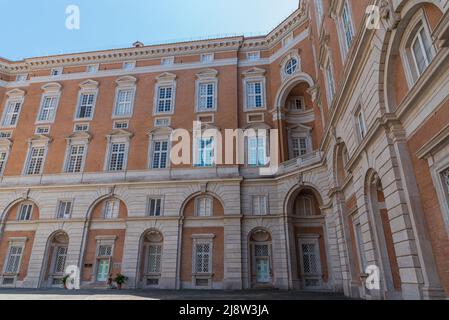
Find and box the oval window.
[285,58,298,75]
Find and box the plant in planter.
[62,274,71,289]
[114,274,128,290]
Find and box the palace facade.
[0,0,449,299]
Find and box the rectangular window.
[113,120,129,129]
[4,246,23,274]
[301,242,320,274]
[108,143,126,171]
[253,195,268,216]
[246,81,264,109]
[147,198,162,217]
[0,151,8,175]
[25,146,46,175]
[154,118,171,127]
[316,0,324,27]
[53,246,68,273]
[412,27,433,75]
[325,62,336,105]
[200,53,214,63]
[342,1,354,52]
[161,57,174,65]
[74,123,89,132]
[57,201,72,219]
[86,65,98,73]
[157,86,173,113]
[356,110,367,140]
[196,138,214,167]
[38,95,58,122]
[51,68,62,76]
[16,74,28,82]
[196,197,213,217]
[198,82,215,111]
[35,126,50,134]
[248,136,267,166]
[282,33,294,47]
[114,89,134,117]
[65,144,85,173]
[123,61,135,70]
[1,100,22,127]
[194,242,211,273]
[291,97,305,111]
[292,137,308,158]
[76,93,96,119]
[247,51,261,61]
[0,131,12,138]
[355,223,366,270]
[152,140,168,169]
[103,200,119,219]
[18,204,33,221]
[147,245,162,273]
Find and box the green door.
[96,259,110,282]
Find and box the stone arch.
[333,140,349,186]
[0,197,41,224]
[364,168,403,298]
[284,183,324,216]
[39,230,70,288]
[179,190,225,217]
[136,228,164,288]
[380,1,445,112]
[86,194,129,220]
[273,72,315,109]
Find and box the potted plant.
[114,274,128,290]
[62,274,71,289]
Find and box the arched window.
[17,202,34,221]
[142,231,163,287]
[296,195,314,217]
[401,10,435,86]
[284,58,299,76]
[443,169,449,194]
[195,196,213,217]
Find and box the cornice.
[1,7,308,73]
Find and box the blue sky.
[0,0,298,61]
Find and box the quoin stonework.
[0,0,449,300]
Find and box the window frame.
[64,142,87,173]
[244,79,266,111]
[196,80,218,113]
[103,199,120,219]
[252,195,268,216]
[150,139,170,169]
[400,9,436,88]
[113,87,136,119]
[17,203,34,221]
[56,200,73,220]
[147,196,164,217]
[24,145,47,176]
[1,97,24,128]
[75,90,98,121]
[195,196,213,217]
[106,142,129,172]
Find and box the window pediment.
[0,138,12,150]
[115,76,137,87]
[41,82,62,93]
[242,67,266,78]
[196,68,218,79]
[6,88,26,97]
[79,79,99,90]
[156,72,177,82]
[28,134,52,145]
[148,126,173,137]
[66,131,92,143]
[288,124,312,133]
[106,129,134,141]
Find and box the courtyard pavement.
[0,288,350,300]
